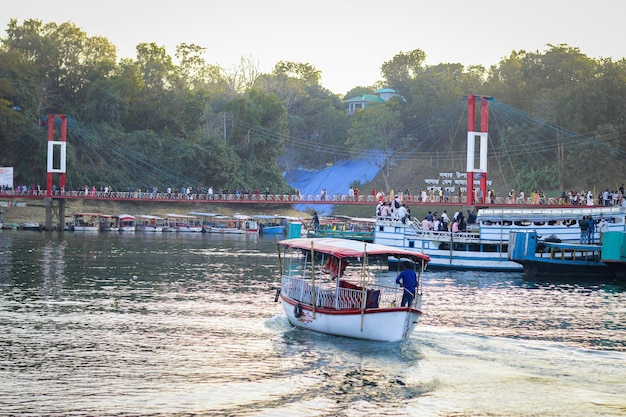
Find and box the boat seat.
[366,289,380,309]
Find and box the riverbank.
[1,199,310,226]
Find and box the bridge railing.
[0,188,573,206]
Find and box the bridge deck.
[1,190,570,207]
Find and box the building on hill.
[344,88,403,114]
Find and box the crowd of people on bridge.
[562,186,626,207]
[5,181,626,209]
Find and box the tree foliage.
[1,19,626,197]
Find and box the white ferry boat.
[119,214,136,232]
[374,206,626,271]
[136,215,165,232]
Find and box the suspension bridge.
[1,95,617,230]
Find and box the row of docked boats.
[66,212,260,233]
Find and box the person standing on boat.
[598,217,609,243]
[398,203,408,224]
[587,216,596,244]
[312,212,320,230]
[441,210,449,229]
[580,216,589,244]
[396,261,417,307]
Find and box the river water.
[0,231,625,417]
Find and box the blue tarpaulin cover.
[284,158,380,214]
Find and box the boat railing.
[281,276,406,310]
[537,242,602,262]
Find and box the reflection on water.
[0,231,625,416]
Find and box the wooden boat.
[3,222,19,230]
[72,213,101,231]
[165,213,203,232]
[191,212,258,234]
[135,215,165,232]
[508,230,626,279]
[99,215,120,232]
[20,221,42,231]
[254,214,288,235]
[119,214,136,232]
[276,237,430,342]
[308,215,375,242]
[375,206,626,271]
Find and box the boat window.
[533,222,545,226]
[514,220,532,226]
[408,241,415,248]
[483,244,507,252]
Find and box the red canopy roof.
[278,237,429,263]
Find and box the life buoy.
[294,303,303,318]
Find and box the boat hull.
[136,226,163,232]
[204,226,257,234]
[175,226,203,233]
[73,226,99,232]
[280,295,421,342]
[260,225,286,235]
[508,230,626,279]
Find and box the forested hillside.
[1,19,625,197]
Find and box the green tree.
[225,89,290,191]
[346,104,403,191]
[381,49,426,92]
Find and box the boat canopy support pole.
[310,241,316,318]
[360,242,368,332]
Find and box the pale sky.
[2,0,624,94]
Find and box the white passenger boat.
[72,212,101,231]
[276,237,430,342]
[375,206,626,271]
[135,215,165,232]
[165,213,203,232]
[119,214,136,232]
[100,215,120,232]
[191,212,258,234]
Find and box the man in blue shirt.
[395,261,417,307]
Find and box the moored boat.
[165,213,203,232]
[119,214,136,232]
[375,206,626,271]
[508,230,626,279]
[136,215,165,232]
[192,212,258,234]
[100,215,120,232]
[20,221,42,231]
[254,214,288,235]
[276,237,430,342]
[72,213,101,231]
[308,215,375,242]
